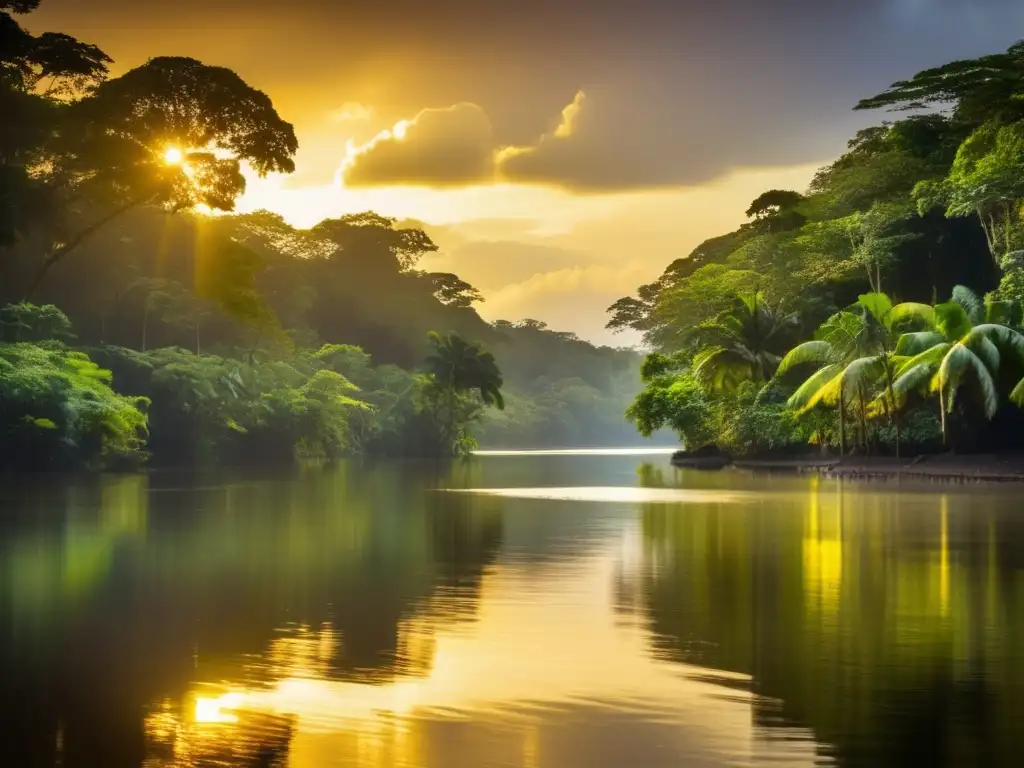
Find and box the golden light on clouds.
[552,90,585,139]
[329,102,374,123]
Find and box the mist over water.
[1,452,1022,767]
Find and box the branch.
[24,196,150,298]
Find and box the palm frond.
[951,284,985,325]
[814,311,865,356]
[938,342,999,418]
[895,331,945,356]
[972,324,1024,365]
[842,355,886,395]
[890,302,937,330]
[892,362,937,403]
[969,334,1000,374]
[895,342,950,376]
[788,363,843,411]
[856,293,893,324]
[693,346,750,392]
[776,340,834,376]
[934,301,972,341]
[1010,376,1024,407]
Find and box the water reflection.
[629,469,1024,766]
[1,457,1023,766]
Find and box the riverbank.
[729,454,1024,482]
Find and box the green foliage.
[0,301,73,342]
[914,121,1024,265]
[93,344,380,465]
[0,341,147,469]
[855,41,1024,124]
[686,292,798,391]
[627,368,716,448]
[612,40,1024,456]
[415,332,505,456]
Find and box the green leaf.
[895,331,945,356]
[856,293,893,324]
[934,301,973,341]
[952,285,985,325]
[889,302,937,330]
[787,363,842,411]
[776,340,834,376]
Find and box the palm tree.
[777,293,934,457]
[777,311,865,455]
[424,331,504,407]
[423,331,504,453]
[687,293,799,391]
[891,286,1024,446]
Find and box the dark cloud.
[342,103,496,188]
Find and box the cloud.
[341,103,497,188]
[329,102,374,123]
[339,87,840,194]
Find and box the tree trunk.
[141,307,149,352]
[838,385,847,457]
[894,408,901,459]
[885,362,900,458]
[940,387,948,448]
[1004,201,1012,259]
[857,388,868,453]
[195,319,201,355]
[24,197,147,298]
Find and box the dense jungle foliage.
[610,41,1024,456]
[0,1,646,469]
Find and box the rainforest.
[5,0,1024,468]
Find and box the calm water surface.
[2,451,1024,767]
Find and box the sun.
[163,147,184,165]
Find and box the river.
[1,450,1022,767]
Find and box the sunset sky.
[30,0,1024,343]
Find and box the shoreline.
[727,454,1024,482]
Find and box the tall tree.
[24,55,298,293]
[421,331,504,454]
[856,41,1024,124]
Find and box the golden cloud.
[340,103,497,188]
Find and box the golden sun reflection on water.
[143,538,822,768]
[194,692,246,724]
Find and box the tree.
[855,41,1024,124]
[745,189,807,232]
[626,358,715,447]
[420,272,484,308]
[420,331,504,455]
[1,0,112,247]
[311,213,437,273]
[914,121,1024,270]
[686,293,798,392]
[777,311,868,455]
[0,335,148,470]
[891,286,1024,446]
[25,55,298,293]
[779,294,935,456]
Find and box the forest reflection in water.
[1,454,1023,767]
